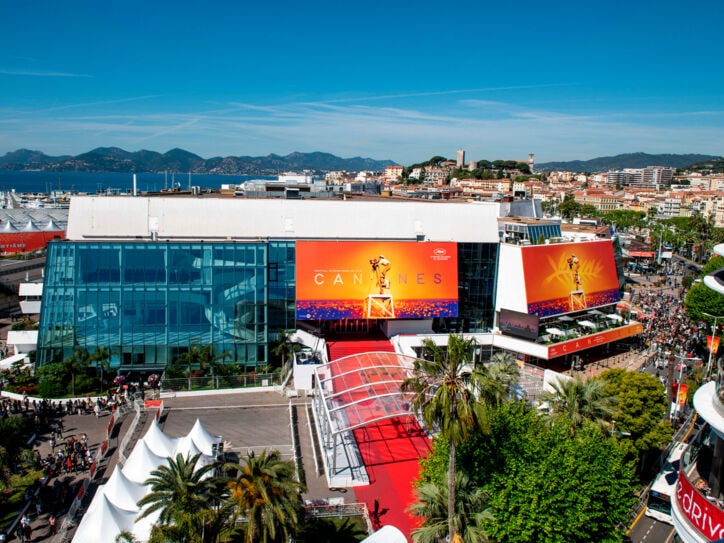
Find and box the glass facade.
[439,242,499,333]
[37,240,296,369]
[37,239,495,370]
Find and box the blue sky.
[1,0,722,165]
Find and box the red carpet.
[328,338,431,541]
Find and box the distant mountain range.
[536,152,721,173]
[1,148,720,175]
[0,147,397,175]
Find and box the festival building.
[34,195,640,373]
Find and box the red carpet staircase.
[327,336,429,541]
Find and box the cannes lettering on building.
[312,272,444,286]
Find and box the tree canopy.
[600,368,673,470]
[419,401,637,543]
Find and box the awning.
[628,251,655,257]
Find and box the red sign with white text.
[547,322,643,359]
[676,469,724,540]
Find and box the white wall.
[66,197,501,244]
[495,244,528,316]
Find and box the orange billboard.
[296,241,458,320]
[522,240,620,317]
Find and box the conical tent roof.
[132,506,161,542]
[174,433,203,458]
[122,439,166,484]
[103,465,148,513]
[72,492,136,543]
[21,219,39,232]
[42,218,62,231]
[143,418,179,458]
[1,221,17,232]
[187,418,221,456]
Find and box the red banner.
[677,470,724,540]
[547,322,644,359]
[677,384,689,406]
[145,399,163,409]
[0,231,64,256]
[708,335,720,354]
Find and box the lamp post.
[702,312,723,380]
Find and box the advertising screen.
[522,240,620,317]
[499,308,539,341]
[296,241,458,320]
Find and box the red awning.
[628,251,655,257]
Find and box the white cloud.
[0,94,722,163]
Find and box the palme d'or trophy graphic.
[366,255,395,318]
[567,254,587,311]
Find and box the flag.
[708,335,720,354]
[677,384,689,406]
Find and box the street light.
[702,312,723,380]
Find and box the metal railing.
[160,372,281,392]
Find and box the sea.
[0,170,274,195]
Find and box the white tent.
[122,439,166,485]
[174,433,203,458]
[21,219,39,232]
[42,218,62,231]
[143,418,179,458]
[361,525,407,543]
[72,493,137,543]
[132,507,161,542]
[1,221,16,232]
[103,465,148,513]
[187,418,221,456]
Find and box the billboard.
[296,241,458,320]
[522,240,620,317]
[499,308,539,341]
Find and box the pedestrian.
[49,437,55,454]
[94,403,100,418]
[48,515,56,536]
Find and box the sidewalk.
[4,405,141,542]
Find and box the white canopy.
[187,418,221,456]
[72,493,137,543]
[1,221,17,232]
[143,418,179,458]
[103,465,148,513]
[21,220,39,232]
[122,439,166,484]
[42,219,62,231]
[361,525,407,543]
[174,433,203,458]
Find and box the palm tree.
[271,329,303,368]
[224,449,305,543]
[137,453,223,542]
[487,351,520,392]
[409,471,494,543]
[540,375,616,432]
[92,346,112,394]
[176,345,229,379]
[63,347,93,396]
[401,334,507,543]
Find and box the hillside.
[536,152,720,173]
[0,148,397,175]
